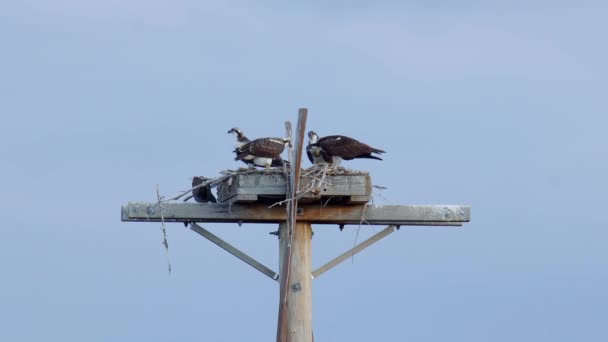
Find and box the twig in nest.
[169,168,288,203]
[166,176,226,202]
[268,164,333,208]
[312,164,330,195]
[301,164,332,196]
[157,184,172,275]
[269,197,292,208]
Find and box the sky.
[1,1,607,341]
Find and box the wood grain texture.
[278,222,313,342]
[122,202,470,225]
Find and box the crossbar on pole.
[121,202,470,225]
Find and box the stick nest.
[165,165,370,203]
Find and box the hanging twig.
[352,202,371,263]
[372,187,395,204]
[156,184,172,275]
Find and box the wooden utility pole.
[120,108,471,342]
[277,109,310,342]
[278,222,313,342]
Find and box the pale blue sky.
[1,1,607,341]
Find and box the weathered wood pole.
[278,222,313,342]
[277,108,310,341]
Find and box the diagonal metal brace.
[190,223,279,281]
[312,225,396,279]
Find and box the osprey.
[191,176,217,203]
[307,131,385,166]
[228,127,290,168]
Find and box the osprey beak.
[307,131,319,144]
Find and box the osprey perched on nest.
[306,131,385,166]
[228,127,290,168]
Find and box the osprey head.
[227,127,242,135]
[308,131,319,144]
[228,127,248,142]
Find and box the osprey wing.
[318,135,384,160]
[306,145,314,164]
[307,143,333,164]
[248,138,286,158]
[234,141,253,161]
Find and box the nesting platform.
[216,168,372,205]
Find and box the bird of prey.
[191,176,217,203]
[307,131,385,167]
[228,127,290,168]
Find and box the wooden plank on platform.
[216,172,372,205]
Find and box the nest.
[165,164,370,203]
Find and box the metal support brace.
[312,225,396,279]
[190,223,279,281]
